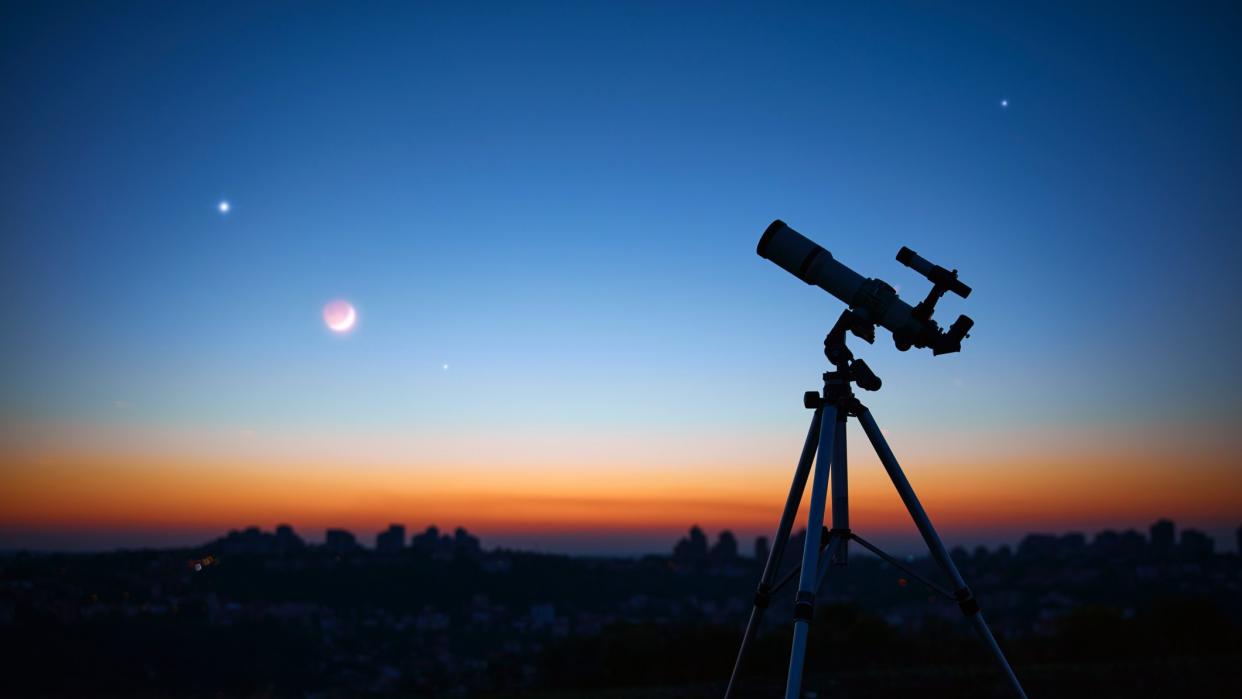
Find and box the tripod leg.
[856,408,1028,699]
[723,407,825,699]
[813,415,850,585]
[784,404,838,699]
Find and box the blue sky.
[2,2,1240,552]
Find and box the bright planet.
[322,300,357,333]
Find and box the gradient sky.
[2,2,1240,555]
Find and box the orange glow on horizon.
[3,416,1238,551]
[3,445,1238,549]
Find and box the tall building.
[1150,519,1175,556]
[411,525,441,553]
[325,528,359,554]
[710,530,739,561]
[274,524,305,553]
[673,525,709,562]
[453,527,480,555]
[376,524,406,554]
[754,536,771,562]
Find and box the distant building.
[1017,534,1059,559]
[1059,532,1086,554]
[409,525,481,557]
[376,524,406,554]
[754,536,770,562]
[1237,525,1241,556]
[1150,519,1175,556]
[214,526,275,555]
[1013,532,1089,560]
[274,524,304,553]
[453,527,481,555]
[1118,529,1147,557]
[411,526,441,553]
[710,531,739,561]
[1091,529,1145,559]
[325,528,359,554]
[209,525,306,556]
[1092,529,1120,555]
[1180,528,1214,558]
[673,526,709,562]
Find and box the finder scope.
[757,220,973,355]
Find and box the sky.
[2,1,1240,555]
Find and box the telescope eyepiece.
[949,314,974,340]
[931,315,974,356]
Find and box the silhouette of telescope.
[757,220,973,355]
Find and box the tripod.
[723,311,1028,699]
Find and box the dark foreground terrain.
[2,521,1239,697]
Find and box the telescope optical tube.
[758,220,928,350]
[757,220,868,301]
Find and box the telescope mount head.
[823,309,883,394]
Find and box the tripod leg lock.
[754,584,771,609]
[793,591,816,621]
[954,587,981,616]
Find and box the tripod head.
[821,309,883,393]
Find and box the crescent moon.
[323,300,357,333]
[328,306,356,333]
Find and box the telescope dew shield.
[758,220,867,306]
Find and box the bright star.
[1000,99,1009,108]
[442,363,449,371]
[218,200,230,214]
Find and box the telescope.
[724,220,1028,699]
[757,220,973,355]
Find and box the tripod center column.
[830,409,849,563]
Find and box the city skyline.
[3,2,1240,556]
[201,517,1240,558]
